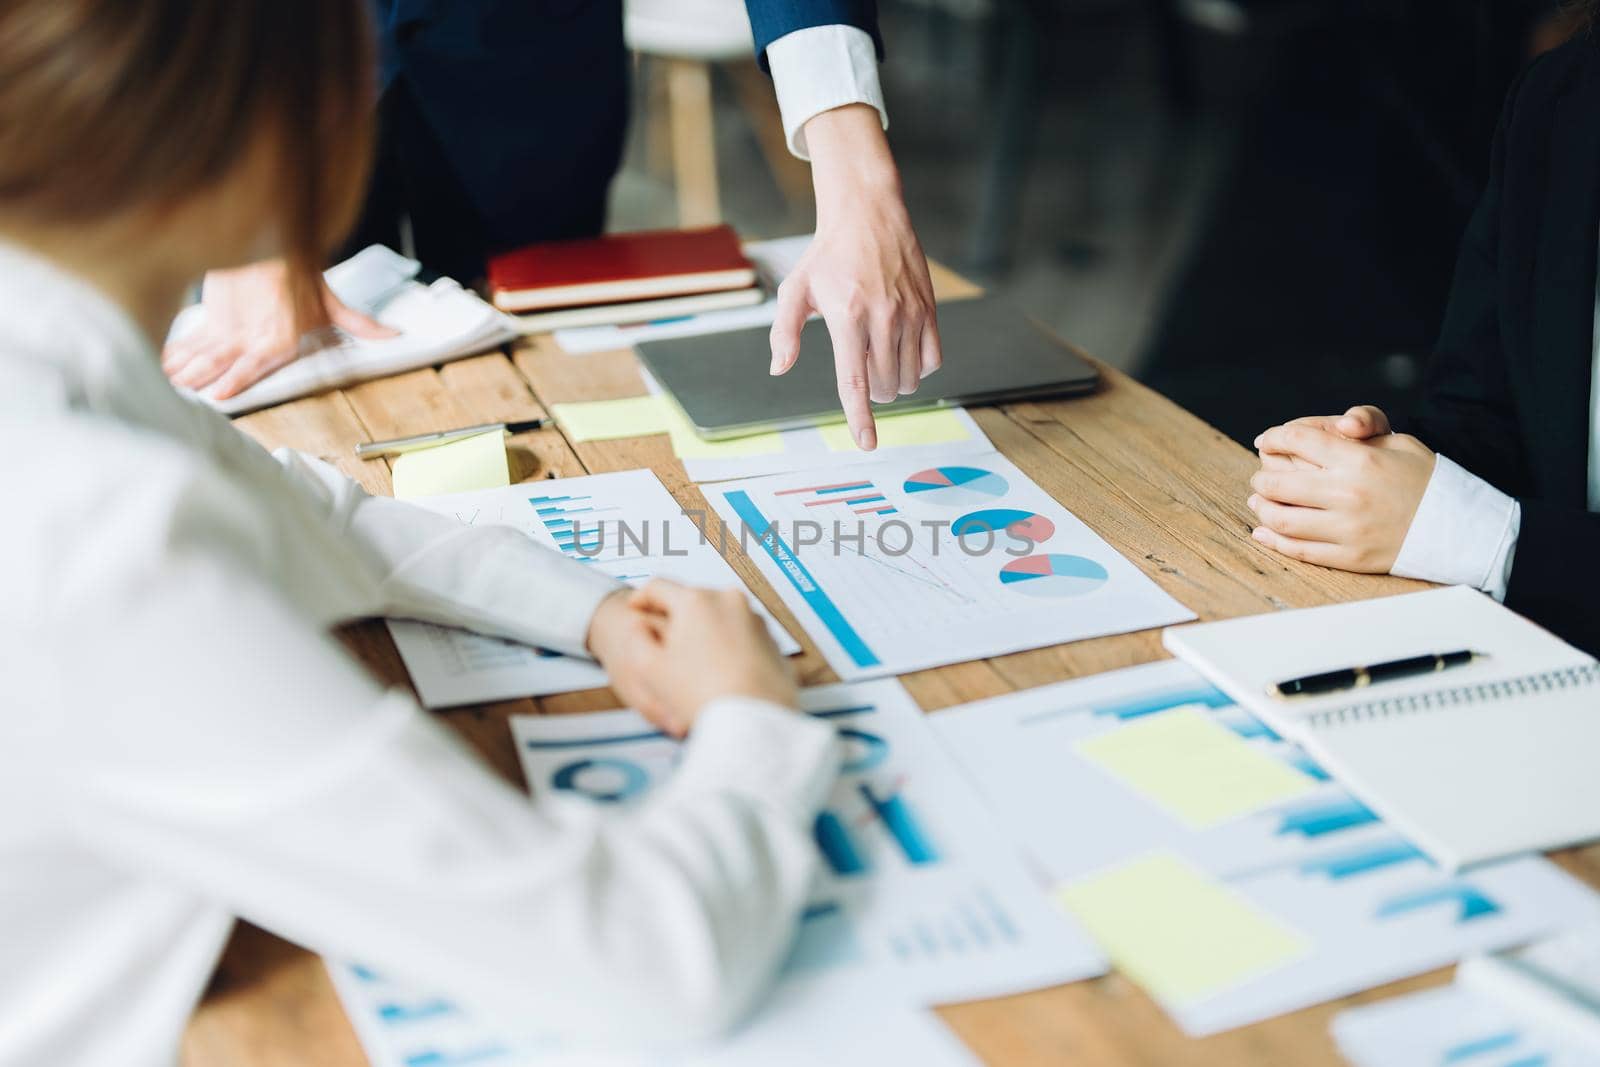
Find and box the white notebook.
[1163,586,1600,870]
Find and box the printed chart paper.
[386,469,797,707]
[703,451,1195,679]
[1332,984,1600,1067]
[328,963,982,1067]
[931,660,1600,1035]
[513,680,1106,1005]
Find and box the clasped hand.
[584,579,797,737]
[1248,405,1435,573]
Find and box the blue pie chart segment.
[951,508,1057,545]
[902,466,1010,508]
[1000,554,1109,598]
[551,757,649,803]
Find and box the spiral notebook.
[1163,587,1600,870]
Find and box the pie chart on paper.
[902,466,1010,508]
[951,508,1057,544]
[999,554,1109,598]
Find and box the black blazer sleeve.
[1408,83,1532,496]
[1409,51,1600,656]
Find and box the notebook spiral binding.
[1305,663,1600,730]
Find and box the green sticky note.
[818,408,973,452]
[551,395,674,442]
[1073,707,1317,829]
[1058,852,1311,1005]
[662,402,785,459]
[391,430,510,500]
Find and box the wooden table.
[181,265,1600,1066]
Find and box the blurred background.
[610,0,1584,445]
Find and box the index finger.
[823,308,876,450]
[1257,424,1368,467]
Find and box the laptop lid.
[635,297,1100,440]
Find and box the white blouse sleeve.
[270,448,622,657]
[1391,453,1521,601]
[27,482,836,1044]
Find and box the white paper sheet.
[327,962,981,1067]
[931,661,1600,1035]
[699,451,1195,680]
[513,680,1106,1004]
[386,469,798,708]
[1332,983,1600,1067]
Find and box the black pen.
[1271,650,1485,699]
[354,418,547,458]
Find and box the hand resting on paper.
[585,580,797,737]
[1248,405,1435,573]
[162,257,396,399]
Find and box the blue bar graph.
[404,1047,509,1067]
[1441,1032,1521,1063]
[1299,839,1427,880]
[859,783,939,865]
[528,493,620,559]
[1377,883,1501,924]
[379,999,454,1023]
[1276,794,1379,838]
[814,810,869,875]
[1284,750,1330,781]
[1090,685,1235,720]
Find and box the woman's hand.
[588,581,797,737]
[1256,405,1391,471]
[162,258,396,399]
[768,104,941,452]
[1249,413,1435,573]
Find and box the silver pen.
[354,418,547,458]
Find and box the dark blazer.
[1411,34,1600,654]
[363,0,881,274]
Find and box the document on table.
[328,963,982,1067]
[930,660,1600,1035]
[512,679,1106,1006]
[701,451,1195,680]
[385,469,798,708]
[1332,982,1600,1067]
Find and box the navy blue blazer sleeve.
[744,0,883,70]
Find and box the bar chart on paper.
[384,470,797,707]
[932,661,1600,1035]
[512,679,1105,1005]
[706,451,1194,679]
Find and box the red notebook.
[488,224,757,312]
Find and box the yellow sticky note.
[551,395,674,442]
[662,402,786,459]
[818,408,973,451]
[1074,707,1316,828]
[1058,852,1311,1005]
[391,430,510,500]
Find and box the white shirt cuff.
[765,25,887,160]
[668,699,839,827]
[1391,453,1521,601]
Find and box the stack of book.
[488,224,765,332]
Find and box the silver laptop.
[635,297,1100,440]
